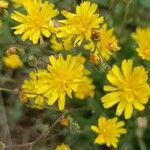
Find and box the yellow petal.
[116,100,126,116]
[124,103,133,119]
[91,126,100,133]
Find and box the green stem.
[136,128,147,150]
[120,0,132,34]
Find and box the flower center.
[122,84,135,102]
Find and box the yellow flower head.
[50,36,73,51]
[132,27,150,60]
[3,54,23,69]
[55,143,71,150]
[0,0,8,8]
[101,59,150,119]
[21,70,47,109]
[35,54,89,110]
[57,1,104,46]
[91,116,126,149]
[11,0,59,44]
[74,76,95,99]
[85,24,120,60]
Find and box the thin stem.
[62,42,67,59]
[0,88,18,94]
[120,0,132,33]
[136,128,147,150]
[0,92,13,146]
[109,0,115,10]
[5,112,67,150]
[138,138,147,150]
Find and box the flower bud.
[28,55,38,67]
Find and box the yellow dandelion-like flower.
[35,54,89,110]
[11,0,59,44]
[132,27,150,60]
[91,116,126,149]
[57,1,104,46]
[74,77,95,99]
[101,59,150,119]
[21,70,47,109]
[85,24,120,60]
[0,0,8,8]
[3,54,23,69]
[50,36,73,51]
[55,143,71,150]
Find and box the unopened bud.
[69,122,80,134]
[6,46,25,56]
[6,47,17,55]
[28,55,37,67]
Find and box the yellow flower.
[21,70,47,109]
[35,54,89,110]
[3,54,23,69]
[91,116,126,149]
[55,143,71,150]
[50,36,73,51]
[57,1,104,46]
[101,59,150,119]
[74,77,95,99]
[11,0,59,44]
[0,0,8,8]
[85,24,120,60]
[132,27,150,60]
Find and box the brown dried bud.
[6,47,17,56]
[20,90,28,103]
[137,117,148,129]
[52,19,61,27]
[89,53,100,66]
[91,30,100,41]
[60,115,70,127]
